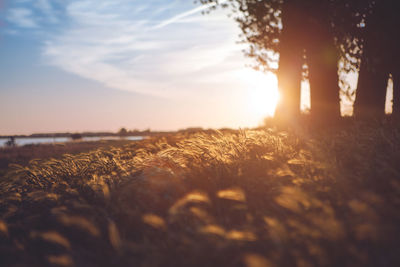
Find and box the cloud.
[41,0,245,99]
[3,0,61,31]
[153,0,228,29]
[6,8,37,28]
[154,3,213,29]
[35,0,52,13]
[35,0,58,23]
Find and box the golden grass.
[0,125,399,266]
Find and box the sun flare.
[239,69,280,118]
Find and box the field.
[0,140,138,178]
[1,123,400,266]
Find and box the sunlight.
[238,69,280,118]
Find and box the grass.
[0,124,399,266]
[0,139,137,177]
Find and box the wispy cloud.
[35,0,52,13]
[41,0,244,98]
[35,0,58,23]
[6,8,37,28]
[153,0,226,29]
[3,0,61,30]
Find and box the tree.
[353,0,388,118]
[300,0,341,122]
[353,0,400,119]
[5,136,16,147]
[200,0,400,122]
[118,127,128,136]
[198,0,350,124]
[274,0,303,123]
[70,133,82,140]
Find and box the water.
[0,136,144,147]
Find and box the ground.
[0,124,399,267]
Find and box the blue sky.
[0,0,281,135]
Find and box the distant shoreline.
[0,135,145,147]
[0,133,147,139]
[0,127,232,139]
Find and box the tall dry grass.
[0,125,399,266]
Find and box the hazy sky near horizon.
[0,0,282,135]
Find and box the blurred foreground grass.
[1,124,400,266]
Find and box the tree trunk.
[275,0,342,124]
[305,16,341,123]
[353,56,388,118]
[275,43,302,122]
[353,1,389,119]
[274,1,304,123]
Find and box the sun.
[238,69,280,118]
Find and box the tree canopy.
[198,0,370,72]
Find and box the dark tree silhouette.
[118,127,128,136]
[353,0,388,118]
[300,1,341,122]
[353,0,400,118]
[198,0,400,122]
[273,0,303,122]
[5,136,16,147]
[197,0,355,123]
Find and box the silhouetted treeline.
[0,132,120,139]
[0,128,240,139]
[0,130,148,139]
[198,0,400,123]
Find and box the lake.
[0,136,144,147]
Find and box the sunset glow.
[0,0,278,134]
[239,69,280,118]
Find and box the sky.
[0,0,284,135]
